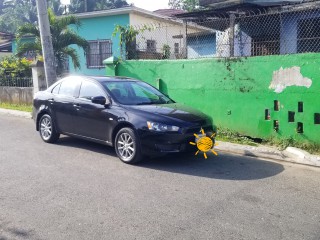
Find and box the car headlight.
[147,121,180,132]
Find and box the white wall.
[129,13,202,59]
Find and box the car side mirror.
[91,96,107,106]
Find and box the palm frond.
[56,14,81,30]
[60,47,81,70]
[16,23,40,39]
[53,29,89,51]
[48,8,56,26]
[16,42,42,57]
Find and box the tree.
[0,0,64,33]
[69,0,93,13]
[0,0,38,33]
[69,0,129,13]
[16,9,89,74]
[47,0,65,15]
[168,0,200,12]
[95,0,128,10]
[68,0,82,13]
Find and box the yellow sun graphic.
[189,128,218,159]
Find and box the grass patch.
[0,102,33,112]
[216,127,320,154]
[216,128,258,146]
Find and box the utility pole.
[35,0,57,87]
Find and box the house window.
[297,18,320,53]
[146,40,156,52]
[174,43,179,54]
[86,40,112,68]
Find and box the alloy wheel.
[117,132,135,161]
[40,116,52,141]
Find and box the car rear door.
[73,80,112,141]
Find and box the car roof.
[48,75,140,90]
[86,76,139,82]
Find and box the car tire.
[115,127,143,164]
[39,114,60,143]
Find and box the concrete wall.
[0,87,33,105]
[113,53,320,144]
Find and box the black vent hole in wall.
[274,100,280,111]
[274,120,279,132]
[265,109,271,120]
[298,102,303,112]
[315,113,320,124]
[288,111,295,122]
[297,122,303,133]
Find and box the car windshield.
[102,81,174,105]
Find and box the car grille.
[185,125,213,134]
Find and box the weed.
[264,136,320,154]
[216,127,258,146]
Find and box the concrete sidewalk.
[1,107,319,167]
[0,108,32,119]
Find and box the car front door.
[52,77,81,134]
[73,80,112,141]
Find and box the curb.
[0,107,319,167]
[0,108,32,119]
[215,141,286,162]
[283,147,320,167]
[215,141,320,167]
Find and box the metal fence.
[0,77,33,87]
[124,1,320,60]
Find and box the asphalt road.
[0,114,319,240]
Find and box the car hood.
[126,103,209,123]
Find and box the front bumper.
[138,126,215,155]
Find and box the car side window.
[51,83,61,94]
[79,81,105,100]
[59,79,78,97]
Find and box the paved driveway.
[0,114,319,240]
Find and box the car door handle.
[48,98,54,102]
[73,103,81,109]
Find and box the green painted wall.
[114,53,320,144]
[69,14,129,76]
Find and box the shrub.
[0,56,32,78]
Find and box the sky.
[126,0,169,11]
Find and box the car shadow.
[137,152,285,181]
[55,136,284,181]
[56,136,118,157]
